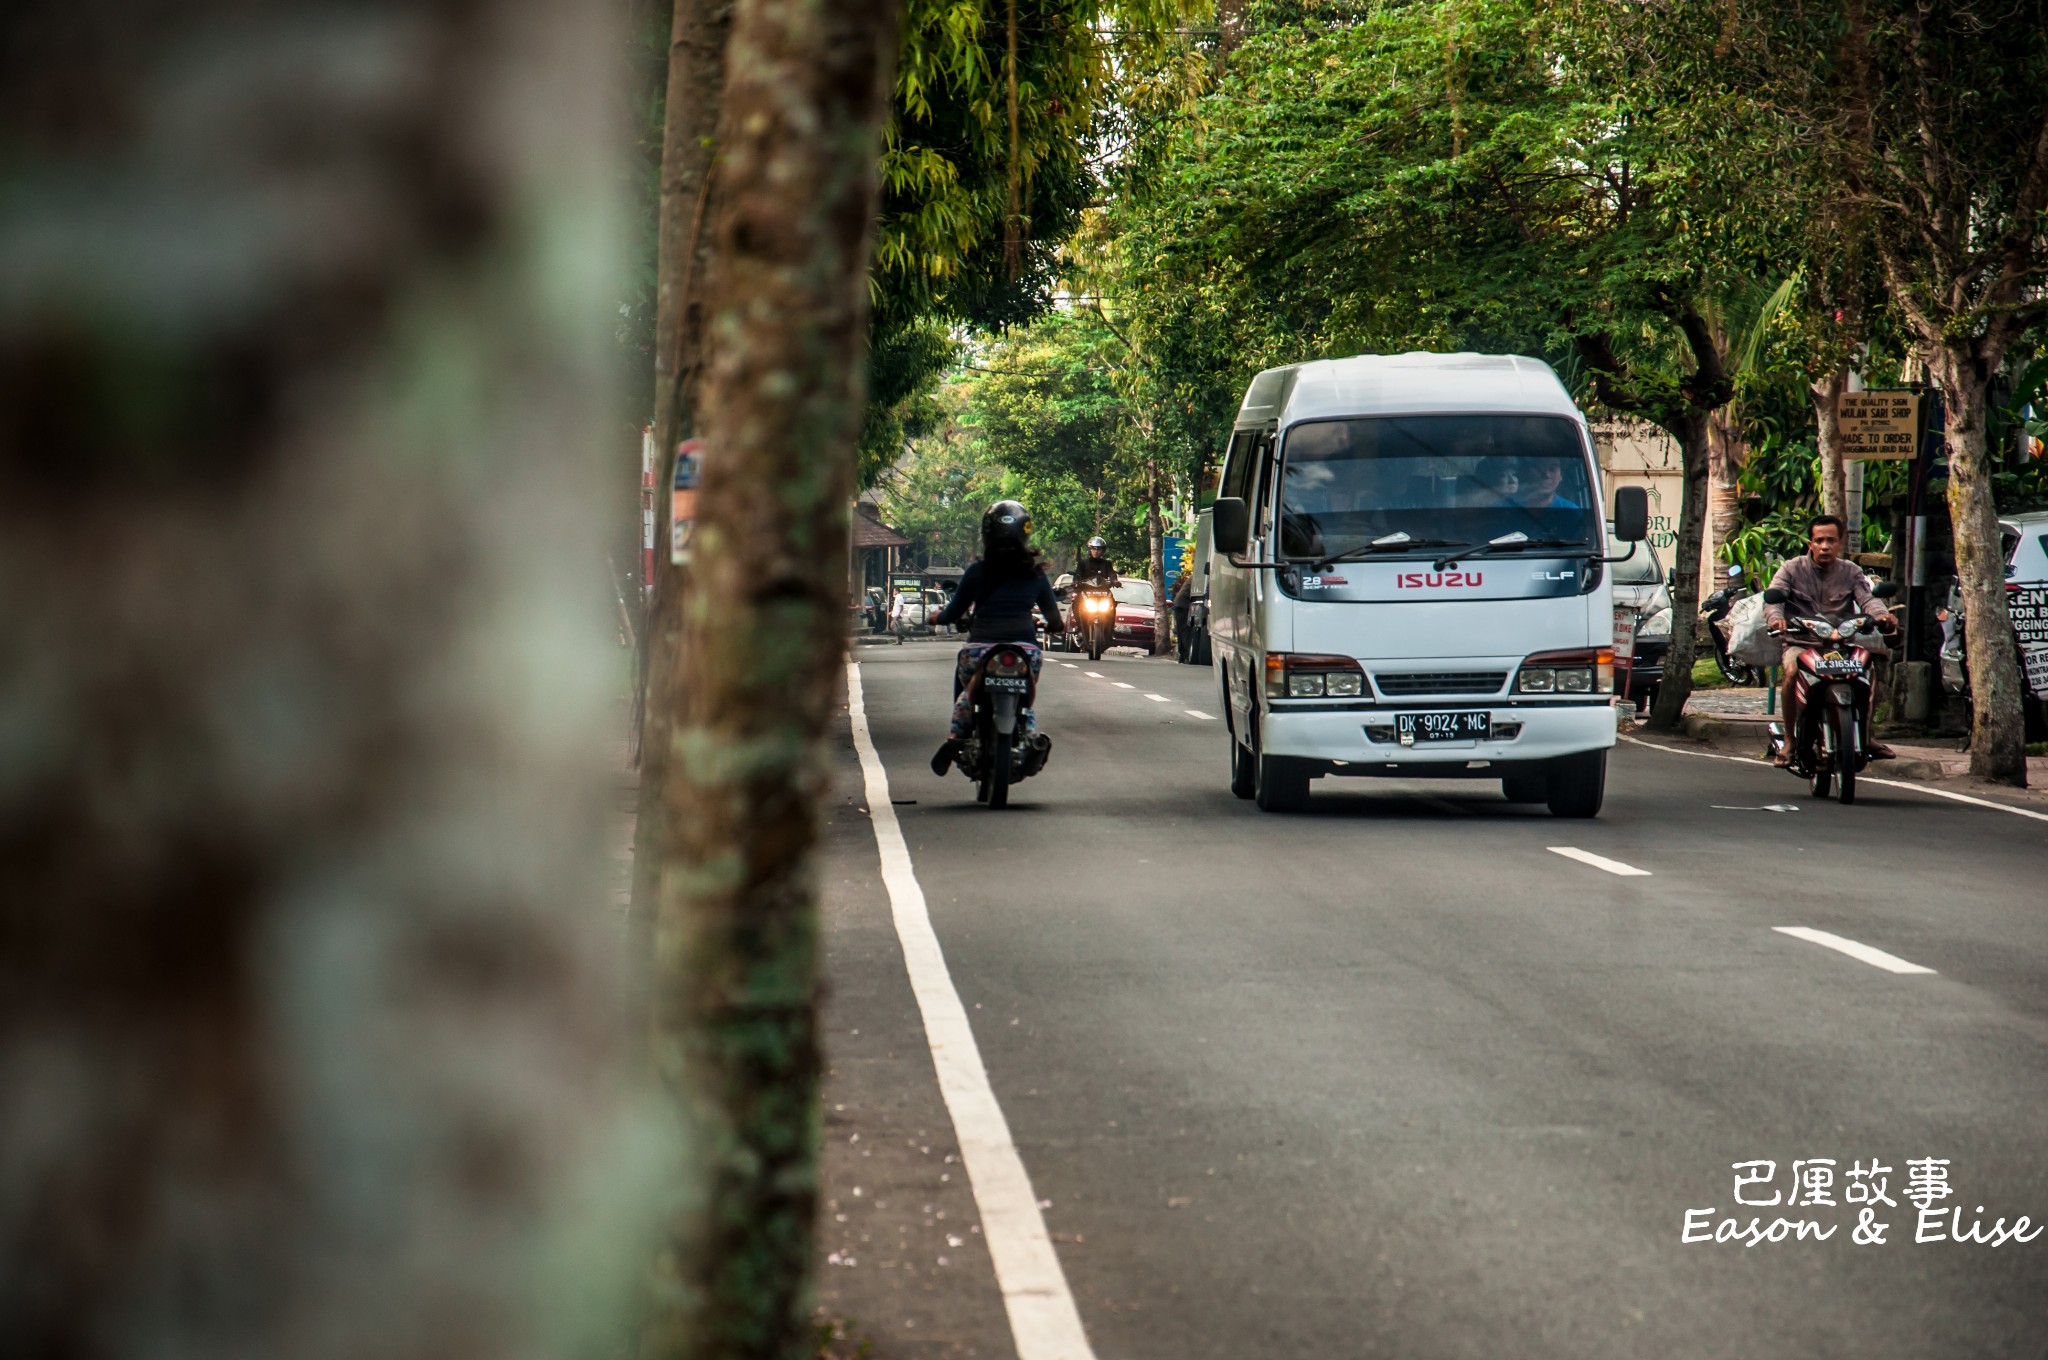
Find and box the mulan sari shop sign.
[1835,390,1922,461]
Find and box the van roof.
[1236,352,1580,428]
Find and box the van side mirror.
[1212,497,1250,556]
[1612,486,1649,542]
[1871,580,1899,599]
[1763,587,1788,606]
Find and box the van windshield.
[1277,415,1598,559]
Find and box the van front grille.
[1372,671,1508,697]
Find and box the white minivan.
[1208,352,1649,815]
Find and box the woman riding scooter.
[930,500,1066,775]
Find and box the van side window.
[1250,433,1276,536]
[1221,430,1256,503]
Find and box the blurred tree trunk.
[639,0,900,1352]
[0,3,632,1359]
[629,0,734,1045]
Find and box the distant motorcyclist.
[930,501,1065,775]
[1067,537,1120,642]
[1765,514,1897,763]
[1073,537,1119,591]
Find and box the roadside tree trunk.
[1579,314,1732,733]
[1926,352,2029,784]
[1646,410,1715,730]
[0,3,631,1357]
[1812,367,1850,522]
[1705,405,1747,564]
[640,0,901,1354]
[630,0,734,1039]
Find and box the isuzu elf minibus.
[1207,352,1649,815]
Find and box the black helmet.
[1086,536,1107,556]
[982,499,1031,552]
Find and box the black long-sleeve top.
[935,559,1064,643]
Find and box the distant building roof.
[852,503,911,549]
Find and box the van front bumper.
[1260,699,1619,769]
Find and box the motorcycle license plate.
[1814,651,1863,676]
[983,675,1029,692]
[1396,711,1489,743]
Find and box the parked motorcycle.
[1699,562,1760,686]
[1071,587,1115,661]
[954,643,1052,808]
[1762,582,1897,805]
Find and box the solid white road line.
[846,665,1097,1360]
[1546,846,1652,877]
[1620,734,2048,825]
[1773,926,1937,975]
[1084,671,1105,678]
[1144,693,1170,702]
[1184,710,1217,721]
[1111,681,1135,689]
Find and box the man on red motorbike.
[1764,514,1898,764]
[929,499,1065,775]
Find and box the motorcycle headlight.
[1638,607,1672,640]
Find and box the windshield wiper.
[1293,532,1466,567]
[1431,534,1589,571]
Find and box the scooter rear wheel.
[986,733,1011,809]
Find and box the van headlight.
[1267,652,1366,699]
[1516,647,1614,694]
[1637,607,1672,640]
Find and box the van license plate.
[1397,711,1489,743]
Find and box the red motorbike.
[1762,581,1898,805]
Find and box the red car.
[1108,579,1157,651]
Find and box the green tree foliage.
[1722,0,2048,779]
[960,309,1147,560]
[858,0,1200,490]
[1101,0,1808,723]
[874,385,1005,565]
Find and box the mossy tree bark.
[631,0,734,1047]
[640,0,901,1354]
[0,2,631,1356]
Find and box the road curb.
[1641,716,1950,782]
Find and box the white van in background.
[1208,352,1648,815]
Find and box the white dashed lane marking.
[1547,846,1652,877]
[1144,693,1170,702]
[1111,682,1135,690]
[1184,710,1217,721]
[1773,926,1936,975]
[1084,671,1105,678]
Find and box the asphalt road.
[815,641,2048,1360]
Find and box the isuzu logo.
[1396,571,1484,589]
